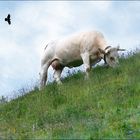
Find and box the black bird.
[5,14,11,25]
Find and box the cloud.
[0,1,77,97]
[0,1,140,97]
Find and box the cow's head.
[99,45,125,68]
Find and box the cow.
[39,30,125,90]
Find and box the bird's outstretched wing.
[8,19,11,25]
[5,14,11,25]
[7,14,10,19]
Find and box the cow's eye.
[110,57,115,61]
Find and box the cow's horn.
[117,48,126,51]
[104,46,111,50]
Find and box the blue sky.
[0,1,140,98]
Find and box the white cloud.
[0,1,77,97]
[90,1,111,12]
[0,1,140,98]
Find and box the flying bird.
[5,14,11,25]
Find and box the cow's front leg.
[81,52,91,79]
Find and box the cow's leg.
[53,68,63,84]
[39,63,50,90]
[81,52,91,79]
[51,59,64,84]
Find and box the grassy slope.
[0,52,140,139]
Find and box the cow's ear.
[98,48,105,54]
[116,44,125,51]
[117,48,126,51]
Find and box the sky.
[0,1,140,99]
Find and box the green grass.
[0,52,140,139]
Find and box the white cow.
[39,30,125,89]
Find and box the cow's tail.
[44,43,48,50]
[39,57,59,90]
[39,57,52,90]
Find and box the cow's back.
[79,31,107,50]
[43,31,107,65]
[55,31,106,57]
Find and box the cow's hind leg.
[51,59,64,84]
[81,52,91,79]
[53,69,63,84]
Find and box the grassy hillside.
[0,52,140,139]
